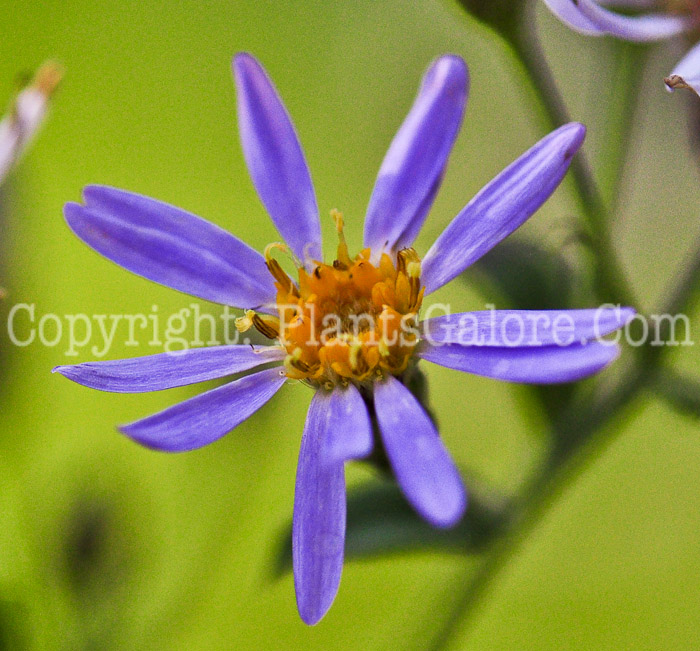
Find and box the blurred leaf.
[472,236,574,310]
[273,479,509,577]
[453,0,526,44]
[0,600,28,651]
[64,498,114,595]
[655,368,700,422]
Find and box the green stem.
[653,367,700,420]
[509,8,643,308]
[431,240,700,647]
[428,7,672,648]
[657,231,700,318]
[596,44,647,214]
[430,355,649,649]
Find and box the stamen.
[263,231,425,387]
[331,209,352,267]
[252,313,280,339]
[235,309,255,333]
[235,310,280,339]
[665,75,692,90]
[397,247,420,272]
[285,346,311,373]
[348,340,363,370]
[264,242,299,296]
[407,261,421,310]
[378,338,390,358]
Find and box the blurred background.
[1,0,699,648]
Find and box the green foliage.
[473,237,573,311]
[0,0,699,648]
[454,0,526,43]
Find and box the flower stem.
[430,207,700,651]
[429,7,675,647]
[429,356,648,649]
[653,367,700,420]
[509,6,643,308]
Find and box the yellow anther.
[331,209,352,266]
[397,247,420,272]
[378,338,390,358]
[331,209,344,233]
[665,75,692,90]
[252,313,280,339]
[406,261,422,310]
[349,340,363,370]
[283,354,299,375]
[235,309,256,333]
[264,242,298,295]
[261,231,424,386]
[264,242,290,261]
[284,346,312,376]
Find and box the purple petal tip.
[562,121,586,156]
[63,201,81,221]
[232,51,255,72]
[300,605,330,627]
[426,493,468,530]
[619,307,636,325]
[435,53,469,82]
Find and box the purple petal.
[374,375,466,528]
[572,0,691,41]
[321,384,373,465]
[419,340,620,383]
[65,186,276,311]
[293,391,346,625]
[363,56,468,254]
[421,123,585,295]
[421,307,634,346]
[542,0,605,34]
[119,366,286,451]
[233,53,321,264]
[666,40,700,95]
[52,345,285,393]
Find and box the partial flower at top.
[53,53,634,625]
[0,62,62,186]
[543,0,700,94]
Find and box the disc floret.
[238,212,424,388]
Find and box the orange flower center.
[237,211,424,389]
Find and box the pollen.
[246,211,424,387]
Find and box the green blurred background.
[1,0,699,648]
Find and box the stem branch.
[510,8,644,308]
[429,5,694,647]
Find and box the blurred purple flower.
[54,53,633,624]
[543,0,700,94]
[0,62,62,186]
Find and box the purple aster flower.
[54,53,634,625]
[542,0,700,94]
